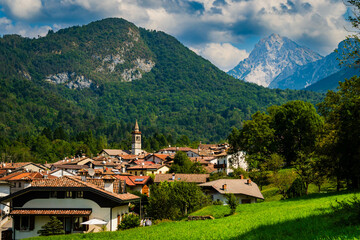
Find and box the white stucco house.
[215,151,248,175]
[0,176,139,239]
[199,179,264,204]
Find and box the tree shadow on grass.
[228,209,360,240]
[282,190,360,203]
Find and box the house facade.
[126,164,169,176]
[199,179,264,204]
[0,176,139,239]
[215,151,248,175]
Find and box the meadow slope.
[28,191,360,240]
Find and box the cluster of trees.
[0,125,202,163]
[147,181,209,220]
[169,151,206,174]
[229,75,360,193]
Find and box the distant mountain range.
[228,34,358,92]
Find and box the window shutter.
[14,216,20,230]
[29,216,35,230]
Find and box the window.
[66,191,73,198]
[18,182,22,188]
[14,215,34,231]
[20,216,30,230]
[76,191,83,198]
[50,191,57,198]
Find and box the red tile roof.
[114,175,151,186]
[0,162,32,169]
[31,176,139,201]
[10,209,92,215]
[0,172,44,181]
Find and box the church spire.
[132,120,142,155]
[134,119,139,132]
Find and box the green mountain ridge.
[0,18,323,144]
[304,67,360,93]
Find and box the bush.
[37,216,65,236]
[286,178,306,199]
[118,214,140,230]
[213,200,223,205]
[225,193,238,215]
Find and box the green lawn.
[28,191,360,240]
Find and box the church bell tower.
[132,120,142,155]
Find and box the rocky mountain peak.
[228,34,323,87]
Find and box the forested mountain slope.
[0,18,323,145]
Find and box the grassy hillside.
[28,191,360,240]
[0,18,324,146]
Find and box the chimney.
[81,175,86,182]
[172,173,175,181]
[247,179,251,184]
[104,177,115,193]
[223,184,227,190]
[119,180,126,193]
[240,174,244,179]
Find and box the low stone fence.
[188,215,215,221]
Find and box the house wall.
[211,193,256,205]
[10,181,31,194]
[50,170,74,178]
[0,184,10,215]
[217,152,248,175]
[128,166,169,176]
[186,151,199,158]
[15,215,50,240]
[23,164,44,173]
[14,198,130,239]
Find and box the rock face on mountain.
[228,34,323,87]
[269,40,350,90]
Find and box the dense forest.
[0,18,324,163]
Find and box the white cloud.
[0,17,51,38]
[192,43,249,71]
[2,0,42,19]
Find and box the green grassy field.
[28,191,360,240]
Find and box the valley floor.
[28,191,360,240]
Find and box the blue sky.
[0,0,352,71]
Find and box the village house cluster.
[0,121,263,239]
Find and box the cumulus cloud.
[0,17,51,38]
[1,0,42,19]
[192,43,249,71]
[0,0,353,68]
